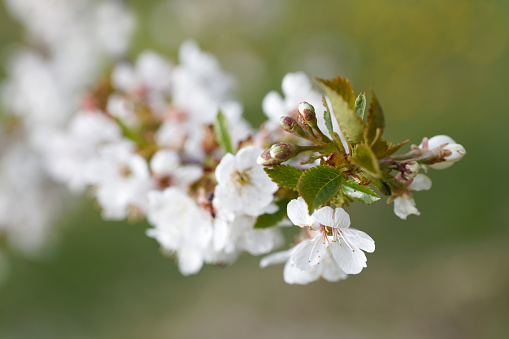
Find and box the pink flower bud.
[298,101,316,122]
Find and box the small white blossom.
[214,146,278,217]
[146,187,212,275]
[393,174,432,220]
[112,51,172,95]
[285,201,375,275]
[89,142,153,220]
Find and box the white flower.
[214,146,278,217]
[150,149,203,188]
[146,187,212,275]
[284,201,375,275]
[89,142,154,220]
[112,50,172,95]
[393,174,432,220]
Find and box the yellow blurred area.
[0,0,508,338]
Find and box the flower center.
[119,165,133,178]
[232,169,251,188]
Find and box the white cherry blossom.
[284,201,375,275]
[393,174,432,220]
[89,142,154,220]
[146,187,212,276]
[214,146,278,217]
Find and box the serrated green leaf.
[355,92,366,120]
[322,95,334,135]
[264,165,303,191]
[342,180,380,204]
[351,144,380,177]
[214,110,233,154]
[254,198,289,229]
[297,165,344,214]
[315,76,364,145]
[364,90,386,144]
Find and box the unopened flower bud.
[298,101,316,122]
[431,143,466,170]
[257,149,283,166]
[270,142,300,161]
[280,116,308,138]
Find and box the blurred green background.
[1,0,508,338]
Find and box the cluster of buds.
[258,102,335,166]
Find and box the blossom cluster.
[39,42,288,275]
[0,1,466,286]
[0,0,134,279]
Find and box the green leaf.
[371,178,392,196]
[371,139,410,159]
[254,198,289,229]
[214,110,234,154]
[264,165,303,191]
[351,144,380,177]
[297,165,344,214]
[355,92,366,120]
[322,95,334,135]
[315,76,364,145]
[342,180,380,204]
[113,117,148,147]
[364,90,386,144]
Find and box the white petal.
[283,261,320,285]
[331,241,367,275]
[409,174,432,191]
[321,253,348,282]
[262,91,286,122]
[177,246,204,276]
[287,197,313,227]
[307,235,329,266]
[290,239,315,271]
[426,135,456,150]
[174,165,203,186]
[394,196,420,220]
[260,250,292,268]
[312,206,335,227]
[150,149,180,176]
[333,207,351,229]
[235,145,263,171]
[214,153,235,184]
[342,228,375,253]
[282,72,312,99]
